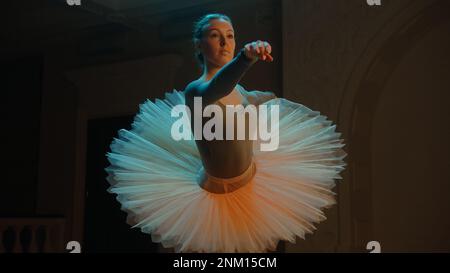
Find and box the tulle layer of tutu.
[105,90,347,253]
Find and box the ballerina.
[105,13,347,253]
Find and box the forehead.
[204,19,234,32]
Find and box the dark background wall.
[1,0,449,253]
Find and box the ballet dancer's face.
[197,19,236,68]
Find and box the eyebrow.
[207,28,234,33]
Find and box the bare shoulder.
[238,86,276,105]
[184,79,201,97]
[236,84,256,100]
[184,78,212,99]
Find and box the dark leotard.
[184,48,256,179]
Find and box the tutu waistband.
[197,161,256,194]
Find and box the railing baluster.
[29,225,38,253]
[0,218,66,253]
[12,226,20,253]
[0,226,4,253]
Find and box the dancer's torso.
[188,85,254,178]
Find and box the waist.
[197,160,256,194]
[195,139,254,178]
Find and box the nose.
[220,36,226,47]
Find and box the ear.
[194,39,201,52]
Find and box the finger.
[253,42,260,54]
[256,50,265,60]
[258,41,266,55]
[265,53,274,62]
[265,43,272,54]
[255,40,262,54]
[244,44,252,59]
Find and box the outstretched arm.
[185,41,273,106]
[185,48,256,105]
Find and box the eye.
[227,34,234,39]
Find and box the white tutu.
[105,90,347,253]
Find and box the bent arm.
[185,48,256,105]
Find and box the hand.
[243,40,273,62]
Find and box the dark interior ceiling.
[3,0,264,60]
